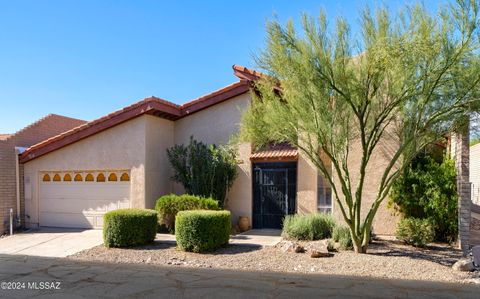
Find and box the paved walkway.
[0,254,478,299]
[0,228,103,257]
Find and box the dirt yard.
[68,238,480,284]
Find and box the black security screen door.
[253,162,297,229]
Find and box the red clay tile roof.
[20,76,252,163]
[232,65,266,81]
[1,114,86,145]
[250,143,298,161]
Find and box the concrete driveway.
[0,228,103,257]
[0,228,280,258]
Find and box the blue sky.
[0,0,447,133]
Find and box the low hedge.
[155,194,219,232]
[175,210,231,252]
[103,209,158,248]
[396,217,435,247]
[282,213,335,241]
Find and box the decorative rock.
[281,241,304,253]
[472,245,480,266]
[307,240,330,258]
[452,259,475,272]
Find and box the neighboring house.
[469,143,480,246]
[0,114,86,234]
[17,65,399,235]
[470,143,480,206]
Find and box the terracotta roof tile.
[232,65,265,81]
[251,143,298,161]
[20,74,252,163]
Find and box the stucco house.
[0,114,86,234]
[16,65,399,235]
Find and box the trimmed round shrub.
[396,217,435,247]
[103,209,158,248]
[175,210,231,252]
[282,213,335,241]
[332,225,353,250]
[155,194,219,232]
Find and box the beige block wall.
[0,140,17,234]
[296,154,318,214]
[23,116,152,227]
[330,135,400,235]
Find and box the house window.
[317,174,332,213]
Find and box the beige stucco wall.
[225,142,252,225]
[173,93,252,225]
[23,116,155,227]
[174,93,251,145]
[144,115,175,209]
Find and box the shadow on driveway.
[0,254,478,298]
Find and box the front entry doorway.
[252,162,297,229]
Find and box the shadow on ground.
[0,253,478,299]
[114,240,262,255]
[368,240,462,267]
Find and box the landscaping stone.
[306,241,330,258]
[281,241,304,253]
[472,245,480,266]
[452,259,475,272]
[70,239,473,283]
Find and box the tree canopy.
[241,0,480,253]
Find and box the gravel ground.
[69,238,477,284]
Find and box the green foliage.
[396,217,435,247]
[327,239,336,251]
[103,209,158,248]
[282,213,336,241]
[167,136,237,208]
[241,1,480,252]
[332,225,353,250]
[390,154,458,242]
[471,138,480,146]
[175,210,231,252]
[155,194,219,232]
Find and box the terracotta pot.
[238,216,250,232]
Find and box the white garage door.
[39,171,131,228]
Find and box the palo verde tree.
[241,1,480,253]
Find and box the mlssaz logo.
[27,282,61,290]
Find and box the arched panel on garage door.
[39,170,131,228]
